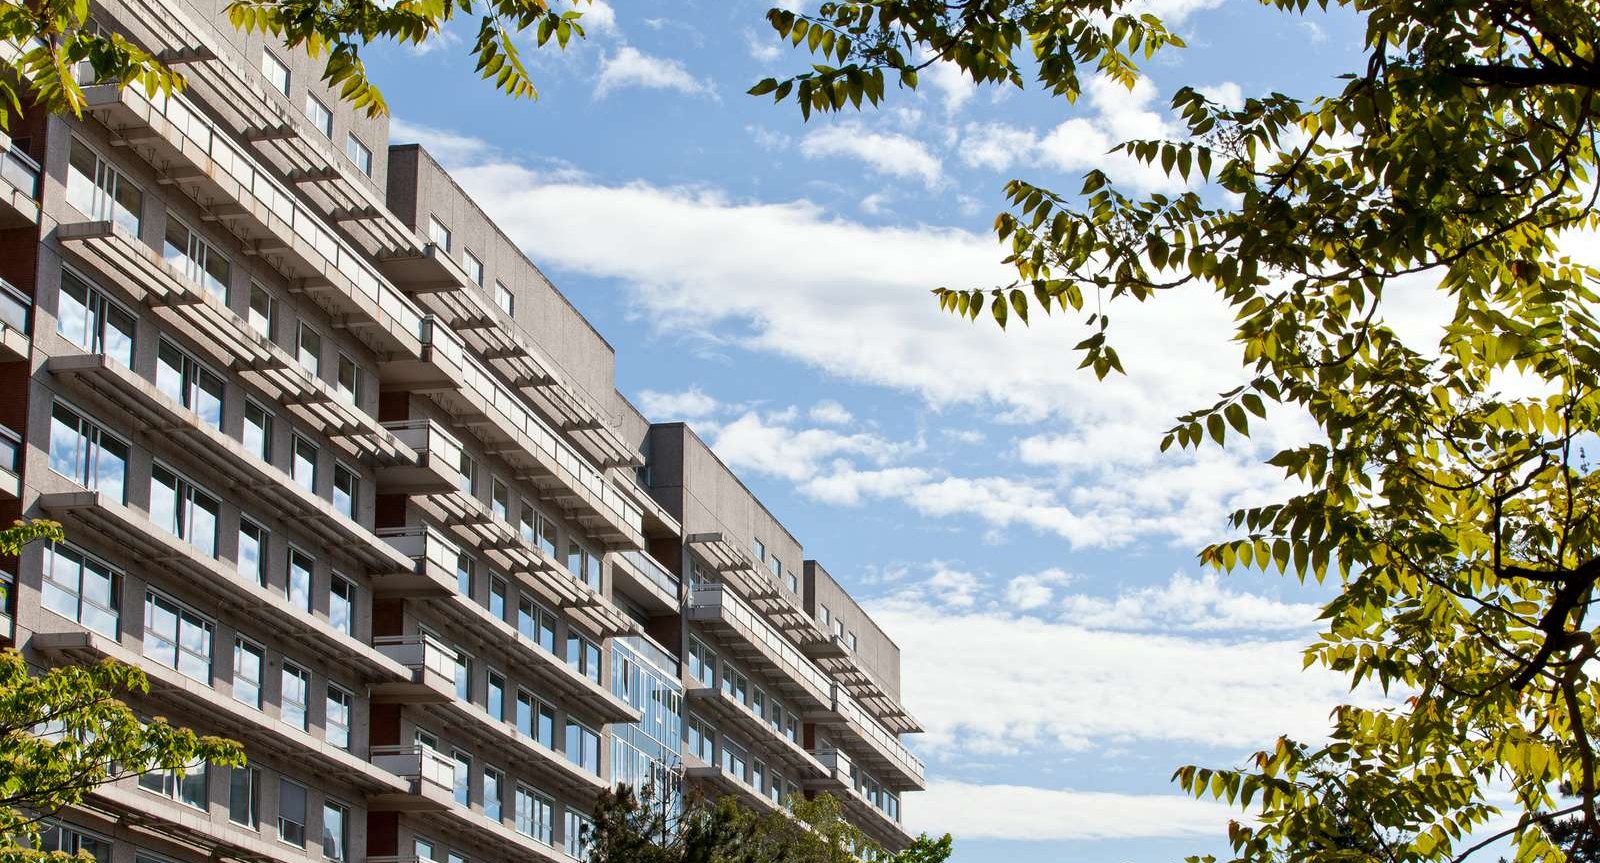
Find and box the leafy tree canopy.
[0,0,597,128]
[755,0,1600,861]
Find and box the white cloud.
[709,411,911,483]
[808,400,854,425]
[802,466,931,506]
[1058,571,1322,633]
[744,29,781,62]
[636,386,720,420]
[596,46,714,98]
[859,192,893,216]
[389,118,492,165]
[799,123,944,188]
[1198,81,1245,110]
[911,781,1237,840]
[1004,568,1075,610]
[576,0,617,34]
[956,122,1038,172]
[925,60,976,115]
[872,568,1380,755]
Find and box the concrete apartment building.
[0,1,925,862]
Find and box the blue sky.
[359,3,1377,861]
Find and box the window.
[688,715,714,762]
[58,269,135,366]
[261,51,289,95]
[456,449,476,495]
[486,669,505,720]
[565,810,593,862]
[49,402,129,502]
[238,519,268,585]
[281,663,310,730]
[42,543,119,636]
[819,605,831,627]
[345,133,372,176]
[292,435,318,492]
[753,687,767,720]
[322,800,348,861]
[516,689,555,748]
[41,824,110,863]
[415,837,434,861]
[243,400,272,462]
[279,779,307,846]
[567,541,601,590]
[332,463,357,519]
[329,575,354,635]
[753,760,767,794]
[429,216,452,252]
[66,138,142,234]
[520,504,558,558]
[565,719,600,774]
[720,665,747,705]
[296,324,322,376]
[138,759,207,809]
[483,766,503,822]
[752,538,766,561]
[488,576,507,620]
[163,217,230,301]
[491,479,509,522]
[233,636,264,708]
[453,644,471,702]
[335,354,360,405]
[305,94,332,137]
[288,549,314,611]
[514,786,552,843]
[688,639,716,688]
[248,284,275,339]
[768,555,782,582]
[229,766,260,827]
[494,281,514,315]
[566,632,601,684]
[455,551,474,598]
[518,596,557,653]
[787,572,798,593]
[326,685,351,749]
[463,249,483,286]
[452,750,470,806]
[834,618,844,638]
[143,591,212,682]
[721,736,747,779]
[150,463,220,557]
[849,631,859,652]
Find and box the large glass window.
[486,669,505,720]
[720,665,748,705]
[518,596,557,653]
[489,576,507,621]
[687,638,716,688]
[42,543,119,636]
[688,715,714,762]
[248,284,275,339]
[238,519,268,586]
[332,463,357,519]
[345,133,372,176]
[491,479,509,522]
[452,750,470,806]
[720,736,748,779]
[49,402,128,502]
[296,324,321,376]
[456,551,474,598]
[261,51,289,95]
[150,463,220,558]
[329,575,354,635]
[163,217,231,302]
[565,719,600,774]
[516,689,555,748]
[41,824,110,863]
[494,281,514,315]
[483,766,503,822]
[566,541,602,591]
[143,591,212,682]
[66,138,142,234]
[229,766,260,827]
[565,811,593,862]
[305,94,332,137]
[335,355,360,406]
[567,632,602,684]
[429,216,452,252]
[514,786,552,843]
[138,759,207,809]
[243,400,272,462]
[278,779,307,846]
[463,250,483,286]
[281,663,309,730]
[453,646,471,702]
[288,548,314,612]
[156,340,224,428]
[57,269,135,366]
[322,800,348,861]
[326,685,351,749]
[233,636,264,708]
[292,435,318,492]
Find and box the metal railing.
[833,687,925,783]
[1,141,39,199]
[100,79,425,342]
[378,524,461,576]
[371,744,456,790]
[373,632,458,682]
[620,549,680,598]
[0,279,29,334]
[689,585,833,701]
[382,418,465,474]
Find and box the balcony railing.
[1,142,39,199]
[615,633,679,680]
[372,744,456,791]
[688,585,834,706]
[0,280,28,333]
[379,419,466,494]
[0,131,40,227]
[621,549,680,598]
[832,686,925,788]
[372,633,458,703]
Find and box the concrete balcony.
[815,686,926,792]
[813,644,924,737]
[0,278,30,361]
[0,130,40,228]
[81,83,425,359]
[89,782,311,863]
[369,745,570,863]
[379,315,467,393]
[683,753,784,816]
[686,585,833,712]
[807,749,914,852]
[46,353,419,581]
[34,489,411,685]
[429,591,641,725]
[377,419,467,493]
[684,686,825,781]
[374,525,459,597]
[371,633,457,704]
[611,548,679,616]
[55,221,415,466]
[0,423,19,502]
[33,627,408,797]
[687,534,826,644]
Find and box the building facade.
[0,2,925,863]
